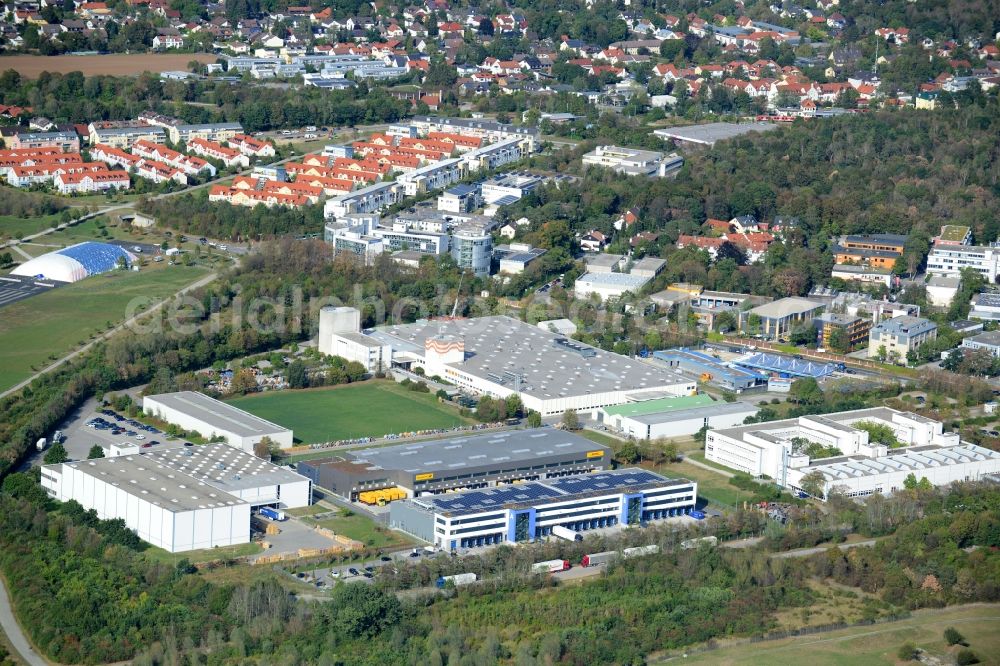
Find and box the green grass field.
[0,264,209,392]
[0,213,65,240]
[143,541,263,567]
[305,511,415,550]
[655,460,754,508]
[673,604,1000,666]
[226,381,473,444]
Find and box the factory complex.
[706,407,1000,499]
[143,391,294,453]
[40,443,312,553]
[318,310,696,416]
[389,468,698,550]
[297,428,612,501]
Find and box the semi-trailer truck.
[259,507,286,521]
[531,559,570,574]
[436,573,477,588]
[680,536,718,550]
[581,550,617,567]
[622,545,660,558]
[550,525,583,542]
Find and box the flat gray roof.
[58,456,244,513]
[368,316,691,400]
[584,253,624,268]
[750,297,825,319]
[342,427,607,474]
[145,442,307,494]
[577,272,651,288]
[144,391,291,438]
[335,330,386,348]
[654,122,778,146]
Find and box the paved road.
[0,576,49,666]
[770,539,877,559]
[0,266,222,400]
[679,454,735,478]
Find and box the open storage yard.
[0,53,216,77]
[225,380,473,444]
[0,264,209,392]
[674,604,1000,665]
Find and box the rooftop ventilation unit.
[553,338,597,358]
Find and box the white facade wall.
[42,463,251,553]
[142,397,294,452]
[927,246,1000,281]
[329,334,390,372]
[616,407,755,440]
[786,455,1000,499]
[426,356,693,416]
[705,430,770,476]
[428,481,698,549]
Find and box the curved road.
[0,577,48,666]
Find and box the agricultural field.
[676,604,1000,666]
[226,380,473,444]
[0,264,209,392]
[0,53,216,78]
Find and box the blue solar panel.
[422,469,675,515]
[545,470,667,495]
[425,483,562,513]
[57,242,133,276]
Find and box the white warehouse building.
[41,443,312,552]
[317,312,696,416]
[389,468,697,551]
[143,391,294,453]
[705,407,1000,499]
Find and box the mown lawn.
[226,380,473,444]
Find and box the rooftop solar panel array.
[415,468,679,516]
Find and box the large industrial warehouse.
[143,391,294,453]
[40,443,312,552]
[297,428,612,501]
[595,394,758,440]
[317,311,695,416]
[389,468,698,550]
[706,407,1000,499]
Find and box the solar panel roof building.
[389,468,698,549]
[366,315,695,416]
[297,427,612,500]
[143,391,294,454]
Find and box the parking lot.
[0,274,63,308]
[290,545,443,590]
[49,396,172,463]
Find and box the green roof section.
[601,393,715,418]
[939,225,970,242]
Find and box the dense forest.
[0,69,411,131]
[510,99,1000,300]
